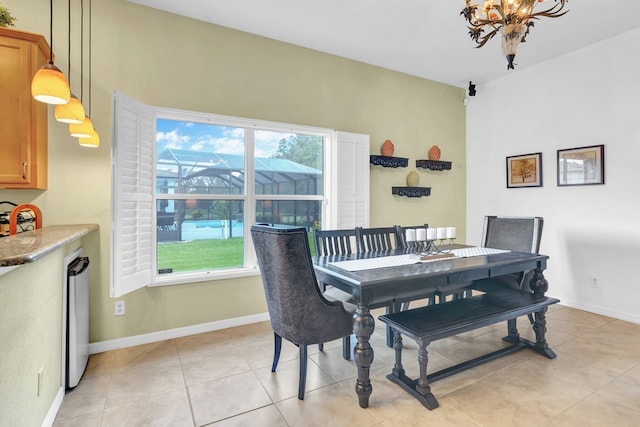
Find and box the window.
[111,92,369,297]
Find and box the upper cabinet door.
[0,28,49,189]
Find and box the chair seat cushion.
[323,286,357,314]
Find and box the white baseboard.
[89,312,270,354]
[41,387,64,427]
[559,300,640,325]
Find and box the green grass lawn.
[157,234,316,272]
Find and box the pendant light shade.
[31,63,71,105]
[69,116,94,138]
[55,93,85,123]
[78,128,100,147]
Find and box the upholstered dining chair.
[471,216,544,335]
[250,224,355,400]
[472,215,544,293]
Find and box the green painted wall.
[0,0,466,346]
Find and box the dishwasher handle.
[68,257,90,276]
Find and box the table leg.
[353,304,375,408]
[527,268,557,359]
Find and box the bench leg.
[415,337,439,409]
[391,328,405,378]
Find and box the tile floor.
[53,304,640,426]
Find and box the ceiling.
[128,0,640,89]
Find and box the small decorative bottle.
[428,145,441,161]
[406,170,420,187]
[381,139,394,157]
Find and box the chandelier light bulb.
[69,116,94,138]
[31,63,71,105]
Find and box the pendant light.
[77,0,100,147]
[55,0,85,123]
[31,0,71,105]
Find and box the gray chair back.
[481,216,544,291]
[482,216,543,254]
[250,224,353,345]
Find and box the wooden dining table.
[312,247,554,408]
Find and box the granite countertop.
[0,224,99,267]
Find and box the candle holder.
[405,226,457,259]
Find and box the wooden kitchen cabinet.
[0,27,49,189]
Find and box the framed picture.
[506,152,543,188]
[557,145,605,186]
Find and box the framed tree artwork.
[506,152,542,188]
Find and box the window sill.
[149,266,261,287]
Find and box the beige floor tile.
[593,362,640,412]
[180,346,252,386]
[55,375,110,420]
[53,410,103,427]
[240,334,301,370]
[309,345,358,382]
[545,306,615,336]
[276,383,379,427]
[101,388,193,427]
[83,351,115,379]
[548,393,640,427]
[189,371,273,425]
[105,359,185,409]
[227,321,273,347]
[209,405,288,426]
[254,357,336,402]
[175,329,235,358]
[111,339,179,372]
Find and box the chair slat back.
[394,224,429,250]
[356,226,399,252]
[313,228,356,256]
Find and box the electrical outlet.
[115,301,125,316]
[37,366,44,397]
[591,278,599,288]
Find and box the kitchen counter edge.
[0,224,99,267]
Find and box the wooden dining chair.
[312,227,357,359]
[394,224,429,251]
[355,226,400,252]
[394,224,436,310]
[250,224,355,400]
[313,228,356,257]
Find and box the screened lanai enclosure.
[156,148,323,242]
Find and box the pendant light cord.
[80,0,84,105]
[88,0,92,117]
[67,0,71,87]
[48,0,54,65]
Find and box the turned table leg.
[353,304,375,408]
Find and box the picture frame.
[506,152,543,188]
[557,145,605,186]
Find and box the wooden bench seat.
[378,289,560,410]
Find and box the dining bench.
[378,288,560,410]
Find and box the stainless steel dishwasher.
[67,256,90,389]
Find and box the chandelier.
[461,0,569,69]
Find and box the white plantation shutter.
[334,131,369,228]
[111,91,156,298]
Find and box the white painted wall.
[466,28,640,324]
